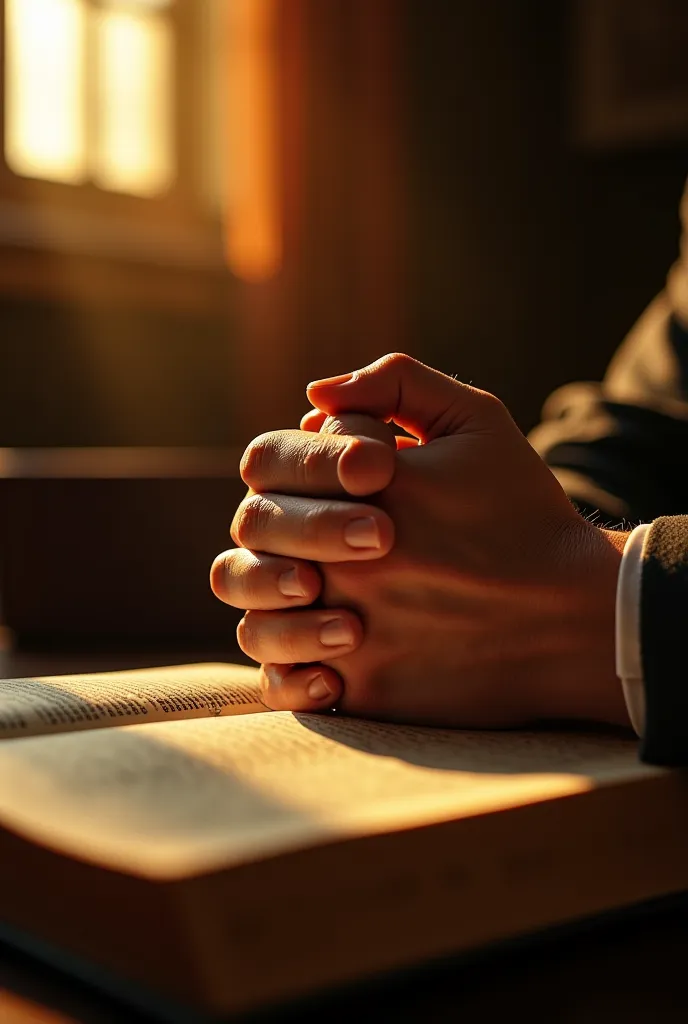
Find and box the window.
[5,0,175,197]
[0,0,231,300]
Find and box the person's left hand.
[212,354,630,731]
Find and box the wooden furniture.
[0,447,247,648]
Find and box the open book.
[0,662,687,1021]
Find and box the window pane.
[93,7,175,197]
[5,0,87,184]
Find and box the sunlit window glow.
[93,8,174,196]
[4,0,176,197]
[5,0,87,184]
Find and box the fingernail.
[344,516,381,549]
[307,372,354,389]
[320,617,356,647]
[307,672,333,701]
[278,568,307,598]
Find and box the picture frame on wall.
[575,0,688,148]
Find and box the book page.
[0,710,654,879]
[0,663,266,740]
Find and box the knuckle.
[232,494,274,548]
[209,562,222,598]
[273,624,301,664]
[235,616,250,656]
[209,551,224,582]
[223,552,256,604]
[240,432,275,487]
[300,444,320,487]
[229,516,240,547]
[381,351,415,372]
[240,556,279,607]
[236,613,260,659]
[237,611,303,664]
[209,551,231,599]
[478,389,507,417]
[299,501,328,548]
[301,439,333,488]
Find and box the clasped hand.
[211,354,630,729]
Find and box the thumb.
[320,412,397,447]
[307,353,502,443]
[319,413,397,495]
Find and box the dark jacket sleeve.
[528,182,688,765]
[529,181,688,524]
[639,516,688,765]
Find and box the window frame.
[0,0,225,282]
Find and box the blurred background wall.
[0,0,687,647]
[1,0,687,445]
[404,0,688,431]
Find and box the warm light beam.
[226,0,282,282]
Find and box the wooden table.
[2,649,688,1024]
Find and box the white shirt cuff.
[615,522,651,736]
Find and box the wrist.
[529,524,631,727]
[600,527,631,557]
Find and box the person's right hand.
[212,354,631,731]
[211,411,397,709]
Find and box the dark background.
[405,0,688,431]
[1,0,688,646]
[1,0,687,445]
